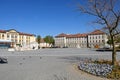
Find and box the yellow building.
[0,29,35,47]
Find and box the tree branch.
[111,16,120,31]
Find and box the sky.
[0,0,98,37]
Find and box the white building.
[55,33,67,47]
[55,33,88,48]
[88,30,108,48]
[55,30,108,48]
[66,34,88,48]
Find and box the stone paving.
[0,48,120,80]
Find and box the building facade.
[87,30,108,48]
[0,29,35,48]
[55,33,88,48]
[55,30,108,48]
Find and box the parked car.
[62,46,68,48]
[51,46,60,48]
[96,47,111,52]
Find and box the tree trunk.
[111,35,117,69]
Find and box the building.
[88,30,108,48]
[55,33,67,48]
[55,33,88,48]
[55,30,108,48]
[0,29,36,48]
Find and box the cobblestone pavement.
[0,48,120,80]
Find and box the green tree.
[36,35,41,44]
[77,0,120,68]
[44,35,55,45]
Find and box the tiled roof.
[0,29,34,36]
[67,34,87,38]
[55,33,87,38]
[55,33,68,38]
[19,32,34,36]
[55,30,105,38]
[89,30,105,35]
[0,30,6,33]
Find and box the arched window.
[2,34,4,37]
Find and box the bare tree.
[77,0,120,69]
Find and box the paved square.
[0,48,120,80]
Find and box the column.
[17,35,19,43]
[23,35,26,46]
[9,34,11,41]
[64,37,66,47]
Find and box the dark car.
[96,47,111,52]
[51,46,60,48]
[0,57,8,63]
[62,46,68,48]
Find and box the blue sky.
[0,0,98,37]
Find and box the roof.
[89,30,105,35]
[67,34,87,38]
[55,33,87,38]
[0,29,35,36]
[19,32,34,36]
[6,29,19,33]
[55,30,105,38]
[55,33,68,38]
[0,30,6,33]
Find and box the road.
[0,48,120,80]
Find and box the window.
[99,36,100,39]
[102,40,104,42]
[102,35,104,38]
[15,40,17,42]
[15,35,17,38]
[11,35,14,38]
[11,39,14,42]
[2,34,4,37]
[7,35,9,38]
